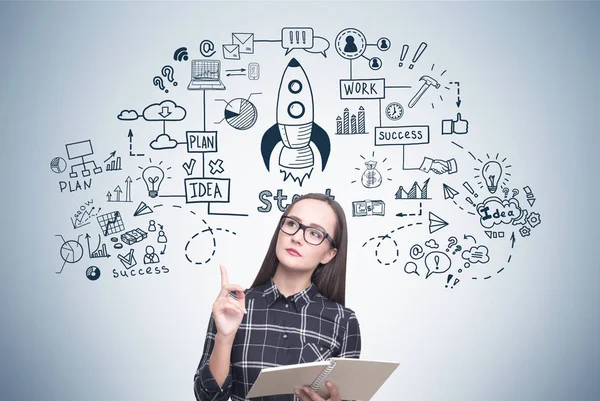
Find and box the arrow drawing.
[396,202,423,217]
[128,129,145,156]
[104,151,117,163]
[108,177,133,202]
[125,176,132,202]
[114,186,122,202]
[464,234,477,244]
[71,206,97,229]
[159,106,171,118]
[85,233,92,256]
[450,81,461,107]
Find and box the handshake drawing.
[420,157,458,175]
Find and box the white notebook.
[246,358,399,400]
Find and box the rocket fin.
[261,123,281,171]
[311,122,330,171]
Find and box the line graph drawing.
[97,211,125,237]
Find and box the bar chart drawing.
[395,178,431,200]
[336,106,368,135]
[87,234,111,259]
[106,156,122,171]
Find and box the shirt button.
[285,304,289,308]
[283,334,288,339]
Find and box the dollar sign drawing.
[367,171,376,187]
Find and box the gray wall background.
[1,1,598,401]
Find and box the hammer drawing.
[408,75,440,108]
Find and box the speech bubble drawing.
[304,36,330,57]
[404,261,419,276]
[424,251,451,279]
[282,27,314,55]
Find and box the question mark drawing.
[453,244,462,255]
[502,187,510,199]
[446,236,458,252]
[512,188,519,198]
[153,76,168,93]
[161,65,177,86]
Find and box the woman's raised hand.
[212,264,247,339]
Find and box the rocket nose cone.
[288,58,301,67]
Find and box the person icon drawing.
[344,36,358,53]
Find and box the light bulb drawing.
[142,166,165,198]
[473,153,511,193]
[481,161,503,194]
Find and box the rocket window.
[287,101,305,119]
[288,80,303,94]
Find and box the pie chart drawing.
[224,98,258,130]
[56,234,85,274]
[60,240,84,264]
[50,157,67,174]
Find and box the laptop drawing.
[188,59,226,90]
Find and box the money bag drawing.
[261,58,331,186]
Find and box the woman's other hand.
[294,381,342,401]
[212,264,247,339]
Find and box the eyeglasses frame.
[279,215,336,248]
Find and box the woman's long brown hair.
[250,193,349,306]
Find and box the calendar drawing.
[96,211,126,236]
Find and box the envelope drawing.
[232,33,254,54]
[223,44,240,60]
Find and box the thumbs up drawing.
[442,113,469,135]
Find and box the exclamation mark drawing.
[446,274,453,288]
[463,182,479,198]
[463,182,478,208]
[446,274,460,289]
[409,42,428,69]
[398,44,409,67]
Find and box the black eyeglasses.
[279,216,336,248]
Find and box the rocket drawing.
[261,58,330,186]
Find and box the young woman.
[193,193,361,401]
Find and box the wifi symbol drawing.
[173,47,189,62]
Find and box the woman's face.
[275,198,338,273]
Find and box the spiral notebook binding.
[310,360,337,391]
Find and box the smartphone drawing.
[248,63,260,80]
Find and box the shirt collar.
[260,276,318,310]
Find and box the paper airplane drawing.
[443,183,459,200]
[429,212,449,234]
[134,201,153,217]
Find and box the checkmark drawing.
[183,159,196,176]
[118,249,137,269]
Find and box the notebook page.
[246,361,330,398]
[313,358,400,400]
